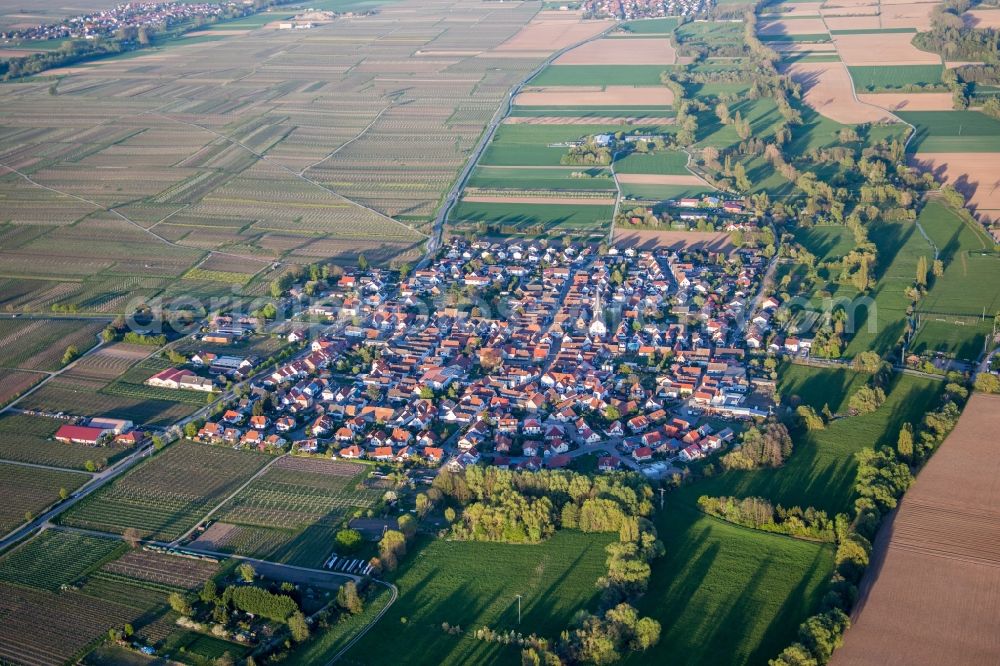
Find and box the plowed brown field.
[832,391,1000,666]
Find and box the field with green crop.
[690,369,943,515]
[0,530,126,591]
[620,183,714,201]
[451,201,615,232]
[480,123,672,167]
[344,530,613,665]
[60,441,272,541]
[615,150,691,175]
[0,463,89,535]
[843,217,932,357]
[626,505,834,666]
[898,110,1000,152]
[619,17,680,34]
[848,65,944,92]
[0,319,104,371]
[529,65,670,86]
[467,167,616,191]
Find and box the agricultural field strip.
[0,161,271,266]
[168,452,288,545]
[150,111,429,240]
[297,101,395,177]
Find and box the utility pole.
[516,594,522,625]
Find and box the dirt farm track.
[832,391,1000,666]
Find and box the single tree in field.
[123,527,141,548]
[237,562,256,583]
[916,255,928,287]
[897,423,914,461]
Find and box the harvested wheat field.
[462,195,616,205]
[758,17,829,35]
[908,153,1000,221]
[963,8,1000,28]
[857,92,954,110]
[823,15,881,30]
[834,33,941,65]
[616,174,706,186]
[613,229,734,252]
[881,2,937,30]
[784,62,895,123]
[555,37,676,65]
[491,10,611,55]
[505,116,675,124]
[832,391,1000,666]
[513,85,674,106]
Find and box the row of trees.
[697,495,836,542]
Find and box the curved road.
[420,22,616,268]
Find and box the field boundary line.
[300,102,395,176]
[169,451,288,547]
[422,18,618,266]
[151,112,429,240]
[0,162,273,265]
[326,580,399,664]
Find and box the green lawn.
[689,370,943,515]
[792,225,857,262]
[899,111,1000,152]
[626,504,834,666]
[615,150,691,175]
[848,65,944,92]
[844,217,932,357]
[529,65,670,86]
[911,200,1000,358]
[619,17,681,33]
[696,98,783,149]
[450,200,614,231]
[343,531,613,665]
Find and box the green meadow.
[343,531,613,665]
[898,110,1000,152]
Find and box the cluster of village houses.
[580,0,712,20]
[124,238,780,475]
[1,0,252,42]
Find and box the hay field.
[833,392,1000,666]
[0,0,573,311]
